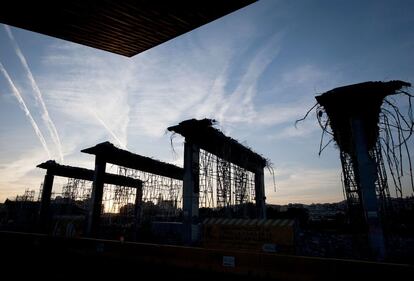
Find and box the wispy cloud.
[282,64,329,86]
[253,102,313,127]
[268,120,319,140]
[34,28,288,160]
[91,109,126,149]
[5,25,64,162]
[39,42,131,149]
[0,62,51,158]
[212,31,284,125]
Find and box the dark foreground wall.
[0,231,412,280]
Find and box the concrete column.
[86,156,106,237]
[38,170,54,232]
[351,118,385,260]
[183,141,200,245]
[134,186,143,240]
[254,168,266,219]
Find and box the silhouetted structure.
[314,80,412,260]
[168,118,268,244]
[37,160,142,235]
[81,142,184,237]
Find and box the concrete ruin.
[37,160,142,234]
[81,141,184,237]
[315,80,412,260]
[36,119,270,245]
[168,118,268,244]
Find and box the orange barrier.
[203,218,296,254]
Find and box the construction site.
[0,1,413,280]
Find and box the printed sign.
[222,256,235,267]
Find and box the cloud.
[91,110,126,149]
[39,42,132,148]
[268,120,319,140]
[282,64,328,86]
[254,102,314,127]
[4,25,64,162]
[0,62,51,158]
[215,31,284,125]
[124,29,286,137]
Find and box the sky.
[1,0,414,205]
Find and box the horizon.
[1,0,414,205]
[3,184,413,207]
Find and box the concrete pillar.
[86,156,106,237]
[134,186,143,240]
[351,118,385,260]
[38,170,54,232]
[254,168,266,219]
[183,141,200,245]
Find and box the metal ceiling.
[0,0,256,57]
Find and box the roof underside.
[37,160,142,188]
[0,0,256,57]
[81,142,184,180]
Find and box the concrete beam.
[168,119,267,173]
[37,160,142,188]
[82,142,184,180]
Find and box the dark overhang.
[37,160,142,188]
[168,119,267,172]
[81,142,184,180]
[0,0,256,57]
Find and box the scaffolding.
[37,160,142,237]
[60,178,91,208]
[15,189,36,202]
[298,80,413,259]
[113,166,183,219]
[199,149,255,210]
[340,140,392,224]
[168,118,269,244]
[298,81,413,221]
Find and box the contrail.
[91,110,127,149]
[0,62,51,158]
[5,25,64,162]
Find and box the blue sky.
[1,0,414,204]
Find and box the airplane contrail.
[5,25,64,162]
[0,62,51,158]
[92,110,127,149]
